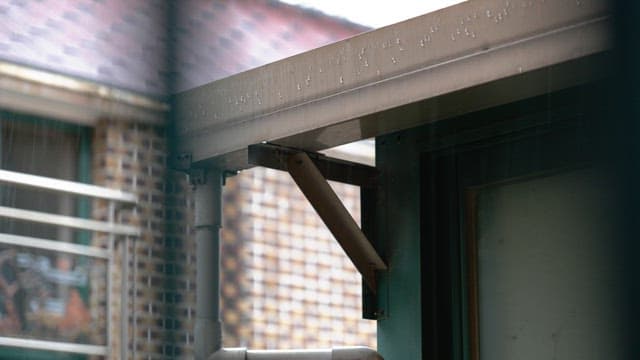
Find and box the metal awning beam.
[174,0,611,171]
[248,143,378,188]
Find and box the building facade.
[0,0,374,358]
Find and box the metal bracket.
[174,152,193,172]
[189,168,207,186]
[248,143,378,188]
[249,143,386,292]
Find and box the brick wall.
[92,118,181,359]
[220,167,377,350]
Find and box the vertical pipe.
[121,236,129,360]
[106,200,115,358]
[194,168,223,359]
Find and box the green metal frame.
[375,83,604,360]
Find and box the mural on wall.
[0,246,104,345]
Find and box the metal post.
[106,200,115,358]
[193,168,223,359]
[121,235,129,360]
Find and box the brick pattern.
[173,0,369,92]
[90,123,377,358]
[92,118,175,358]
[220,167,377,350]
[0,0,169,96]
[0,0,368,96]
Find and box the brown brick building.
[0,0,374,358]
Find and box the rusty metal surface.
[174,0,612,170]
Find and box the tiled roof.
[172,0,369,92]
[0,0,368,96]
[0,0,169,97]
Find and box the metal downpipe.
[193,167,383,359]
[194,169,223,359]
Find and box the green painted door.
[417,85,624,360]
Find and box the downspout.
[194,169,223,359]
[193,168,382,360]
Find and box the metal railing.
[0,168,139,358]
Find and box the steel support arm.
[286,152,386,291]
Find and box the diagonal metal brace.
[285,152,386,292]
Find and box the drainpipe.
[194,168,223,359]
[193,167,383,360]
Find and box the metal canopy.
[174,0,612,171]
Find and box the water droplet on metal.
[278,91,283,99]
[364,59,369,67]
[420,39,425,47]
[451,33,456,41]
[518,66,523,73]
[339,76,344,84]
[306,75,311,86]
[486,9,492,17]
[391,57,398,64]
[296,83,301,91]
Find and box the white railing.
[0,168,139,358]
